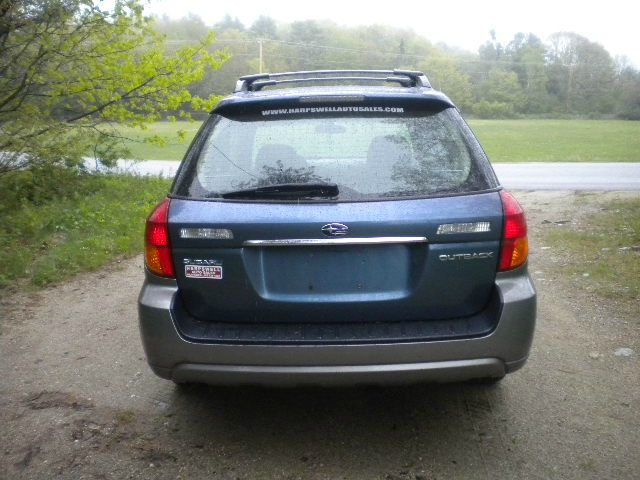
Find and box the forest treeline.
[155,14,640,119]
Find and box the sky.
[145,0,640,66]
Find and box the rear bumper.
[151,358,522,387]
[138,268,536,386]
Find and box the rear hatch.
[169,195,501,322]
[169,91,502,323]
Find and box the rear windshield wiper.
[220,182,339,199]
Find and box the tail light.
[498,190,528,271]
[144,198,175,278]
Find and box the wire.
[166,35,591,69]
[235,38,554,67]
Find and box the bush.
[0,171,170,288]
[617,105,640,120]
[0,168,96,212]
[473,101,517,119]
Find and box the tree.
[478,29,503,63]
[140,14,636,119]
[504,33,551,113]
[420,55,473,111]
[284,20,329,70]
[205,28,256,94]
[215,14,244,32]
[0,0,229,174]
[153,13,209,42]
[250,15,277,39]
[547,32,615,114]
[475,69,526,118]
[615,63,640,119]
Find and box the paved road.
[105,160,640,191]
[492,162,640,190]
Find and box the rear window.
[174,107,497,201]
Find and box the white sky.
[145,0,640,66]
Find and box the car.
[138,69,536,386]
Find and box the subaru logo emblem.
[321,223,349,237]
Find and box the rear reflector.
[144,198,174,278]
[498,191,528,271]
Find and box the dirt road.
[1,191,638,480]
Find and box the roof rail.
[234,69,431,92]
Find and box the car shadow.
[154,381,510,476]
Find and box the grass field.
[116,119,640,162]
[116,122,202,161]
[468,119,640,162]
[0,172,170,288]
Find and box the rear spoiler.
[212,92,455,116]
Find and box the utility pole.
[258,39,263,73]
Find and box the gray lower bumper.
[138,268,536,386]
[156,358,510,386]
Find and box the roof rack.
[234,69,431,92]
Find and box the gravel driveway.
[1,191,638,480]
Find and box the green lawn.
[117,122,202,161]
[118,119,640,162]
[467,119,640,162]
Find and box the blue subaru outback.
[138,70,536,386]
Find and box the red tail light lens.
[498,191,528,271]
[144,198,174,278]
